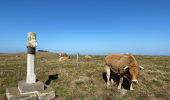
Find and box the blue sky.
[0,0,170,55]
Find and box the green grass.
[0,53,170,100]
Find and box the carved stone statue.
[27,32,38,48]
[26,32,38,83]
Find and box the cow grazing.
[105,54,144,90]
[58,52,70,62]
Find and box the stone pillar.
[77,53,79,67]
[17,32,44,94]
[26,32,38,83]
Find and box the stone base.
[6,81,56,100]
[6,87,38,100]
[18,80,44,93]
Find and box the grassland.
[0,53,170,100]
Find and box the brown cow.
[105,54,144,90]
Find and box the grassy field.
[0,53,170,100]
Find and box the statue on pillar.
[26,32,38,83]
[6,32,56,99]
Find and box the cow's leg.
[118,77,123,89]
[130,82,134,90]
[110,70,114,84]
[111,79,114,84]
[105,65,110,87]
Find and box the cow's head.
[124,64,144,83]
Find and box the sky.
[0,0,170,55]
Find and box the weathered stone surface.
[27,32,38,48]
[6,86,56,100]
[6,87,37,100]
[18,80,44,93]
[26,54,36,83]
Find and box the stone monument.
[26,32,37,83]
[6,32,56,100]
[18,32,44,94]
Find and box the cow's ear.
[124,66,129,70]
[139,66,144,70]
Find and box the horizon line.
[1,51,170,56]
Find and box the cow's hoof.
[118,86,121,90]
[107,82,110,86]
[130,88,134,91]
[106,83,110,87]
[111,79,114,84]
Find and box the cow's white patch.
[132,80,138,83]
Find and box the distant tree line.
[38,50,49,52]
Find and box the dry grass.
[0,53,170,100]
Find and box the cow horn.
[124,66,129,70]
[139,66,144,70]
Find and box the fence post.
[77,53,79,67]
